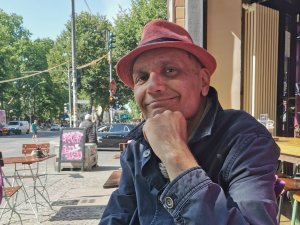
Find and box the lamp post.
[71,0,78,127]
[29,81,46,130]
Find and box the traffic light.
[108,95,116,108]
[109,95,113,104]
[108,32,116,50]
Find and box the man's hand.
[143,110,199,180]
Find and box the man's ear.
[200,68,211,96]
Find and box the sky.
[0,0,131,40]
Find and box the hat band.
[142,37,180,46]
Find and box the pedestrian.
[79,114,98,144]
[31,120,38,140]
[99,20,280,225]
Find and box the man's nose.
[146,72,166,93]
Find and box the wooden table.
[2,155,55,165]
[1,154,56,222]
[275,137,300,164]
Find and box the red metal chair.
[0,152,24,224]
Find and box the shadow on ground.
[49,205,106,221]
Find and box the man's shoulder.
[80,120,93,127]
[219,109,269,135]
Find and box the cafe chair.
[275,175,286,224]
[21,143,50,180]
[19,143,52,209]
[0,152,24,225]
[277,177,300,225]
[290,192,300,225]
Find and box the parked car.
[7,121,30,135]
[0,124,10,136]
[97,123,136,150]
[50,124,61,131]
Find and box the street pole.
[109,50,113,124]
[68,65,72,127]
[71,0,78,127]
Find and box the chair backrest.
[274,175,285,198]
[22,143,50,155]
[0,152,4,204]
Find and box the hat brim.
[116,41,217,88]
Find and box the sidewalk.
[1,151,120,225]
[1,149,297,224]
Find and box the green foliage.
[48,12,112,120]
[0,0,167,123]
[128,98,141,120]
[0,9,30,119]
[112,0,167,112]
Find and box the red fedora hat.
[116,19,217,88]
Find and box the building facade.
[167,0,300,137]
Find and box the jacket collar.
[189,87,222,143]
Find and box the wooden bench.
[22,143,50,155]
[103,170,122,189]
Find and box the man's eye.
[165,68,178,75]
[134,73,148,84]
[166,68,175,73]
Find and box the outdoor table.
[275,137,300,164]
[1,154,56,222]
[274,137,300,177]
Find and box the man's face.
[132,48,210,120]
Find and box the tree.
[0,9,31,119]
[112,0,167,113]
[47,12,112,122]
[0,10,57,122]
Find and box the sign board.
[58,128,86,171]
[0,110,6,124]
[120,114,129,119]
[77,99,89,104]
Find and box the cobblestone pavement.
[1,151,120,225]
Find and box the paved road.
[0,131,61,157]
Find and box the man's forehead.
[133,48,194,66]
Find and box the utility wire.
[84,0,93,14]
[0,53,108,84]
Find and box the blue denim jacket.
[100,87,280,225]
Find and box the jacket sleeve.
[159,135,279,225]
[99,150,137,225]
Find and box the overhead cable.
[0,53,108,84]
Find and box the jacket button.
[143,149,151,158]
[165,196,174,209]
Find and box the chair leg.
[277,195,283,224]
[0,193,24,225]
[291,198,298,225]
[293,164,299,178]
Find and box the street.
[0,131,61,157]
[0,130,121,224]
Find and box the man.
[100,20,279,225]
[31,120,38,140]
[79,114,98,144]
